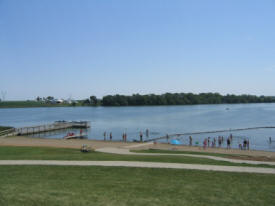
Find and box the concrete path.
[0,160,275,174]
[95,147,275,166]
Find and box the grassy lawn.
[133,149,275,162]
[0,146,274,168]
[0,101,74,108]
[132,148,233,157]
[132,148,257,158]
[0,166,274,206]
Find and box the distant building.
[56,99,64,104]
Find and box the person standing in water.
[103,131,106,141]
[146,129,149,138]
[189,136,192,146]
[166,134,169,142]
[218,136,222,148]
[227,138,231,149]
[203,138,207,149]
[243,139,247,150]
[140,131,143,142]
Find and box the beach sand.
[1,136,275,161]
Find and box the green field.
[0,101,74,108]
[0,146,274,168]
[0,166,275,206]
[132,148,235,157]
[132,148,259,159]
[0,146,275,206]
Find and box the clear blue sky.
[0,0,275,100]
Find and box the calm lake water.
[1,103,275,151]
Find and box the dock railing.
[0,121,90,137]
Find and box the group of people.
[239,139,250,150]
[187,134,250,150]
[103,131,112,141]
[103,129,150,142]
[122,132,127,142]
[189,135,231,149]
[139,129,150,142]
[103,130,251,151]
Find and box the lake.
[0,103,275,151]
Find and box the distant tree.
[100,93,275,106]
[82,99,91,106]
[46,96,54,101]
[36,96,42,102]
[90,96,98,106]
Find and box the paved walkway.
[1,160,275,174]
[1,142,274,174]
[95,145,275,166]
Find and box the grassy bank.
[0,166,274,206]
[0,101,75,108]
[0,146,274,168]
[132,149,233,157]
[133,149,275,162]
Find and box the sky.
[0,0,275,100]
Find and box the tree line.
[82,93,275,106]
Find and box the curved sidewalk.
[95,146,275,166]
[0,160,275,174]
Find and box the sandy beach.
[1,136,275,161]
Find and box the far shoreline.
[1,101,275,109]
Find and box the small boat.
[64,132,86,140]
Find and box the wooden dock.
[1,121,90,137]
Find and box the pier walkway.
[0,121,90,137]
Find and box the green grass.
[0,101,75,108]
[132,148,242,158]
[133,149,275,162]
[0,166,274,206]
[0,146,274,168]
